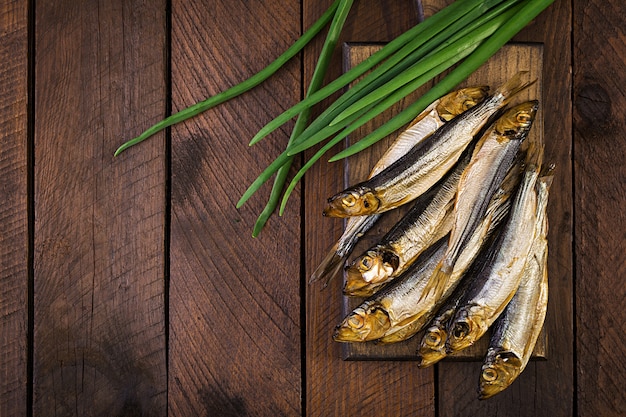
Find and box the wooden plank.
[304,1,437,416]
[340,43,547,361]
[573,1,626,415]
[0,1,29,415]
[168,1,302,416]
[33,1,167,415]
[437,0,574,414]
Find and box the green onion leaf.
[113,0,341,156]
[251,0,354,236]
[247,0,489,146]
[329,0,544,161]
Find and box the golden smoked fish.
[343,149,471,297]
[335,163,518,345]
[424,101,539,303]
[412,159,524,362]
[446,136,544,354]
[378,167,519,345]
[323,73,533,218]
[310,87,489,285]
[333,238,448,343]
[479,171,552,400]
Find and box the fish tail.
[309,242,345,287]
[496,71,537,103]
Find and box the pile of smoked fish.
[314,72,553,399]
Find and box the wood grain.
[574,1,626,415]
[340,43,547,362]
[168,1,302,416]
[0,0,622,415]
[33,1,167,415]
[437,0,575,414]
[0,1,29,415]
[304,2,436,417]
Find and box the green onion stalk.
[113,0,341,157]
[116,0,554,235]
[331,0,553,160]
[251,0,354,237]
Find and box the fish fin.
[539,163,556,181]
[309,242,345,287]
[496,71,537,104]
[419,263,451,305]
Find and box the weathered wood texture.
[341,43,547,361]
[304,2,436,417]
[33,1,167,415]
[168,1,302,416]
[574,1,626,416]
[0,0,624,415]
[0,1,28,415]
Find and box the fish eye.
[348,315,364,329]
[360,256,372,270]
[424,331,442,347]
[516,112,531,123]
[342,194,356,207]
[482,367,499,382]
[463,100,475,110]
[452,321,470,339]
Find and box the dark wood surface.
[32,1,168,415]
[573,1,626,415]
[1,1,28,417]
[0,0,624,416]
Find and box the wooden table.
[1,0,624,416]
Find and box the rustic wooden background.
[1,0,624,416]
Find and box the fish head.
[343,250,399,296]
[323,186,379,218]
[416,326,448,368]
[333,303,391,342]
[437,86,490,121]
[494,100,539,138]
[479,349,523,399]
[446,305,489,352]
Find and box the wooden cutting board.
[339,42,547,361]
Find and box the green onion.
[280,0,497,153]
[119,0,555,236]
[326,1,519,127]
[247,0,488,146]
[251,0,354,237]
[285,1,516,158]
[113,0,340,156]
[330,0,551,161]
[278,54,463,214]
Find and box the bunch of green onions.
[115,0,554,237]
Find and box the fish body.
[323,73,533,218]
[379,164,520,345]
[310,87,489,285]
[343,149,470,297]
[372,86,490,174]
[479,172,552,399]
[415,164,523,364]
[440,101,539,277]
[333,239,447,343]
[417,100,539,310]
[446,138,544,353]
